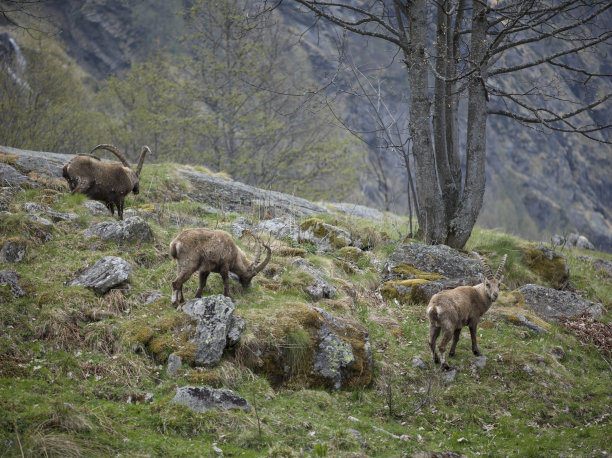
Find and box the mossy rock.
[381,279,430,303]
[334,259,356,275]
[236,303,372,389]
[338,246,362,262]
[522,244,569,289]
[300,218,350,250]
[390,263,443,281]
[496,290,526,308]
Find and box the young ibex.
[62,144,148,220]
[427,253,507,370]
[170,228,272,305]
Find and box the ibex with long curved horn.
[426,253,507,370]
[62,144,148,220]
[169,228,272,305]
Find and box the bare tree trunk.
[447,0,488,248]
[405,0,446,244]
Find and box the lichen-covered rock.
[257,216,300,240]
[24,214,53,227]
[24,202,44,213]
[522,244,569,289]
[292,258,337,300]
[383,243,481,281]
[181,295,243,367]
[0,270,26,297]
[83,216,152,244]
[0,240,26,263]
[299,218,353,250]
[70,256,131,294]
[173,386,250,413]
[518,284,604,319]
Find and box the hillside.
[1,146,611,456]
[1,0,611,252]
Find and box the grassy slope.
[1,163,611,457]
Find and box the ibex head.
[240,233,272,287]
[472,252,507,302]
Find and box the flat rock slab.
[180,168,327,218]
[0,163,33,187]
[84,216,152,244]
[70,256,131,294]
[519,284,605,319]
[173,386,250,413]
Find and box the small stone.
[0,270,26,297]
[522,364,534,376]
[24,202,44,213]
[167,353,182,377]
[412,357,426,369]
[550,346,566,361]
[473,355,488,369]
[24,214,53,226]
[442,369,457,383]
[173,386,250,413]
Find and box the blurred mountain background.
[1,0,610,251]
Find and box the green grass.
[1,182,611,457]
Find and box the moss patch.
[390,263,443,281]
[381,279,430,303]
[522,244,569,289]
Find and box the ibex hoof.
[473,350,482,356]
[441,362,451,371]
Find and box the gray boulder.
[84,200,110,216]
[173,386,250,413]
[257,216,300,240]
[83,216,152,244]
[167,353,182,377]
[0,240,26,263]
[24,202,44,213]
[181,295,244,367]
[46,210,79,222]
[24,214,53,227]
[384,243,481,281]
[519,284,605,320]
[292,258,337,301]
[70,256,131,294]
[0,270,26,297]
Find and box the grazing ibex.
[427,253,507,370]
[62,144,148,220]
[170,228,272,305]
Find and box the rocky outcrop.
[173,386,250,413]
[519,284,605,320]
[180,168,327,218]
[239,303,372,390]
[181,295,245,367]
[0,163,33,187]
[70,256,131,294]
[83,216,153,244]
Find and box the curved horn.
[471,252,494,280]
[495,254,508,280]
[247,234,272,277]
[136,146,149,177]
[89,144,131,168]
